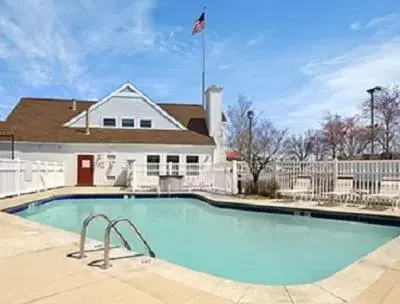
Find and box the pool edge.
[1,189,400,303]
[3,191,400,227]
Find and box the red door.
[77,155,94,186]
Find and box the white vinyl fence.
[239,159,400,198]
[5,156,396,200]
[127,162,235,194]
[0,158,65,198]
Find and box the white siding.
[0,142,214,187]
[69,94,181,130]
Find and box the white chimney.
[85,109,90,135]
[72,99,77,111]
[205,85,223,139]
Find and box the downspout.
[85,110,90,135]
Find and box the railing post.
[44,161,48,191]
[232,160,238,195]
[16,158,21,196]
[36,161,40,192]
[333,158,338,191]
[167,162,172,175]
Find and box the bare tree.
[284,130,316,161]
[306,130,327,161]
[320,112,346,159]
[227,95,287,190]
[339,116,369,159]
[227,96,251,160]
[361,86,400,156]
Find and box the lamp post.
[366,86,382,156]
[247,110,254,165]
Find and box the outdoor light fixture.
[247,110,254,168]
[366,86,382,95]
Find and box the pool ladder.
[78,213,156,269]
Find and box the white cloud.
[350,21,362,31]
[350,13,399,31]
[80,0,161,53]
[0,41,11,59]
[0,0,169,97]
[0,0,86,88]
[279,38,400,130]
[246,33,265,46]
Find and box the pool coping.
[3,192,400,227]
[1,189,400,303]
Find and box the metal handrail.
[103,218,156,269]
[79,213,131,259]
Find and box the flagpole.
[202,6,206,109]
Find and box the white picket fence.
[0,158,65,198]
[240,159,400,197]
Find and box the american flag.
[192,12,205,35]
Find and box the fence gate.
[212,162,233,194]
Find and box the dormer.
[64,82,186,131]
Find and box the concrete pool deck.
[0,187,399,304]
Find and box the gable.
[119,86,137,93]
[68,95,184,130]
[64,82,186,130]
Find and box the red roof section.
[226,151,241,161]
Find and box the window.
[140,119,152,128]
[186,155,199,176]
[147,155,160,176]
[121,118,135,128]
[166,155,180,176]
[103,118,116,127]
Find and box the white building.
[0,82,229,188]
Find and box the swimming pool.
[16,196,400,285]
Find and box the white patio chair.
[136,184,160,193]
[278,176,313,201]
[183,175,212,193]
[322,176,356,204]
[365,178,400,210]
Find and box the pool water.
[19,197,400,285]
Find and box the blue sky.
[0,0,399,132]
